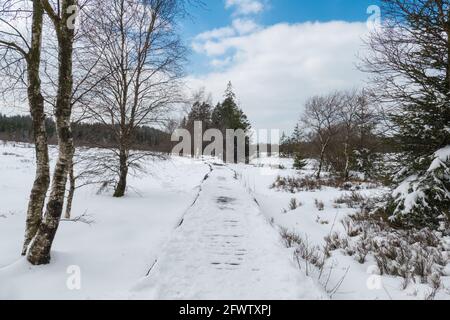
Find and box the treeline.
[280,90,398,180]
[0,113,172,152]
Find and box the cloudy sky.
[182,0,380,134]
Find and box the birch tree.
[26,0,78,265]
[85,0,187,197]
[0,0,51,255]
[338,91,361,181]
[39,1,105,219]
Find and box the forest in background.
[0,113,172,152]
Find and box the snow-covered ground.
[230,157,450,300]
[131,164,324,300]
[0,142,449,300]
[0,141,211,299]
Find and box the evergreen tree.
[293,152,308,170]
[180,117,187,129]
[184,101,213,157]
[291,124,302,144]
[212,82,250,132]
[186,101,212,127]
[224,81,236,101]
[280,132,287,145]
[363,0,450,230]
[388,96,450,230]
[211,82,251,163]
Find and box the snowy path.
[131,164,324,300]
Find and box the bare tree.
[0,0,51,255]
[361,0,450,157]
[26,0,78,265]
[85,0,187,197]
[338,90,361,180]
[64,147,109,219]
[42,3,106,219]
[334,89,380,180]
[301,92,342,179]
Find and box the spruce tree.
[212,82,251,163]
[363,0,450,230]
[388,96,450,230]
[212,82,250,132]
[187,101,212,127]
[293,152,308,170]
[291,124,302,144]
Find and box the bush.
[315,199,325,211]
[325,212,449,286]
[280,227,303,248]
[279,228,325,274]
[289,198,302,210]
[271,175,380,194]
[334,191,366,209]
[271,175,322,193]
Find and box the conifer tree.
[363,0,450,230]
[212,82,250,132]
[187,102,212,127]
[293,152,308,170]
[292,124,302,144]
[212,82,251,163]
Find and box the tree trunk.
[445,8,450,93]
[22,1,50,256]
[343,139,350,181]
[27,1,76,265]
[64,159,76,219]
[113,148,128,198]
[317,144,326,179]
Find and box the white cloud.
[194,18,259,44]
[225,0,265,15]
[187,21,370,133]
[195,26,236,41]
[210,56,233,68]
[232,18,260,35]
[193,19,261,56]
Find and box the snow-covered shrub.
[334,191,366,209]
[280,228,303,248]
[271,175,323,193]
[314,199,325,211]
[341,217,364,237]
[325,212,449,287]
[385,147,450,231]
[324,232,349,253]
[288,198,302,210]
[271,175,381,194]
[294,241,325,274]
[279,228,325,273]
[371,231,446,285]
